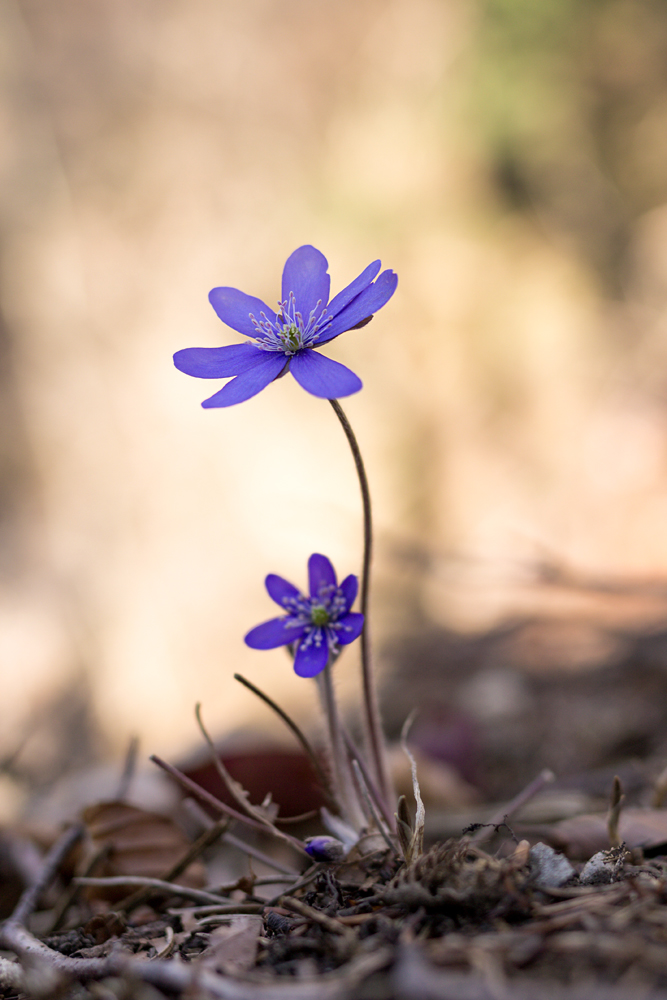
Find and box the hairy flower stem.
[328,399,392,819]
[316,663,364,828]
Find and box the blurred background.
[2,0,667,817]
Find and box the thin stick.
[233,673,335,806]
[208,875,298,891]
[350,759,395,853]
[167,903,265,917]
[75,876,231,907]
[11,822,84,925]
[265,866,319,906]
[116,735,139,801]
[342,727,395,832]
[278,895,352,939]
[471,769,555,845]
[0,919,117,979]
[275,810,319,824]
[49,842,111,932]
[607,775,625,849]
[328,399,390,808]
[221,832,299,876]
[150,755,278,837]
[181,799,299,875]
[194,703,306,853]
[116,816,230,914]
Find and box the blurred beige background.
[2,0,667,796]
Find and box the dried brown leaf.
[198,915,263,975]
[536,807,667,859]
[79,801,206,901]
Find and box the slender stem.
[233,672,336,808]
[316,665,344,810]
[316,664,364,828]
[328,398,391,808]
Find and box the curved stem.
[328,399,391,813]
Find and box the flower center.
[310,604,330,627]
[249,291,332,355]
[279,324,303,352]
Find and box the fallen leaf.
[79,801,206,901]
[527,808,667,859]
[198,915,263,974]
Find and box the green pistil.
[310,605,330,627]
[280,325,302,352]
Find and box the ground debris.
[379,838,534,923]
[6,824,667,998]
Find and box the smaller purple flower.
[174,245,397,407]
[244,553,364,678]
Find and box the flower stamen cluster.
[250,292,332,355]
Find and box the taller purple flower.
[174,246,397,407]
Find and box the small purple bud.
[304,835,346,863]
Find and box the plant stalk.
[328,398,391,811]
[316,663,364,828]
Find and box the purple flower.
[174,245,397,407]
[244,553,364,678]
